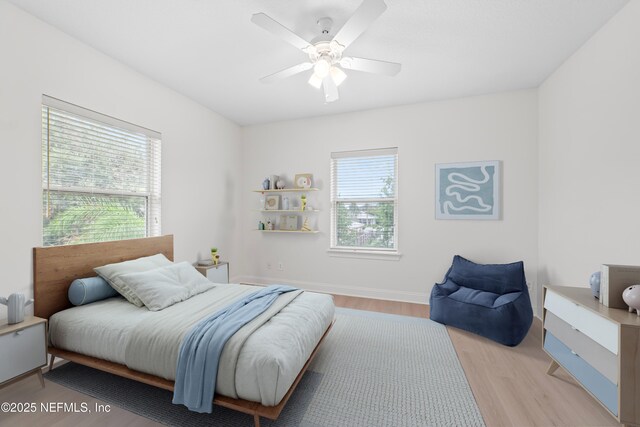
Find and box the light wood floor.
[0,295,620,427]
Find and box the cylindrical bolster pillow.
[68,276,119,306]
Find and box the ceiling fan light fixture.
[302,45,317,56]
[308,73,323,89]
[330,66,347,86]
[313,58,331,79]
[252,0,401,103]
[329,39,344,55]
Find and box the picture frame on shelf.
[279,215,298,231]
[265,195,280,210]
[294,173,313,189]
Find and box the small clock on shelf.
[294,173,313,189]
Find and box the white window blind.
[42,96,161,246]
[330,148,398,252]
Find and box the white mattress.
[49,284,334,405]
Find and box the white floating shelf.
[253,188,319,193]
[256,209,320,213]
[255,230,320,234]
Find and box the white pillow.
[94,254,173,307]
[117,262,214,311]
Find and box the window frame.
[329,148,400,259]
[41,95,161,246]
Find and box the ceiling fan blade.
[332,0,387,50]
[260,62,314,84]
[251,13,313,52]
[340,57,401,76]
[322,75,339,103]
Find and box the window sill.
[327,248,402,261]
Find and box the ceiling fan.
[251,0,401,103]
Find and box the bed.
[34,235,334,426]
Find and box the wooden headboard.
[33,235,174,319]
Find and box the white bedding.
[49,284,334,406]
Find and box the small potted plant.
[210,247,220,266]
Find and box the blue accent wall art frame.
[435,160,501,220]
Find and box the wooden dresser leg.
[48,354,55,372]
[546,360,560,376]
[253,414,260,427]
[36,370,45,388]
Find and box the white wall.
[538,1,640,309]
[8,0,634,320]
[0,1,243,321]
[241,90,539,305]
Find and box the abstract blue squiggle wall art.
[435,161,501,220]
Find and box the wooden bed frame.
[33,235,333,427]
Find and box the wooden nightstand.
[195,261,230,284]
[0,317,47,389]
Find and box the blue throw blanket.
[172,285,297,413]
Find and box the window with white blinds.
[330,148,398,252]
[42,96,161,246]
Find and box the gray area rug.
[45,308,485,426]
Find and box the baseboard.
[236,275,429,304]
[233,275,540,315]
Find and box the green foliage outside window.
[336,176,395,249]
[43,193,146,246]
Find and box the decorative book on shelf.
[600,264,640,308]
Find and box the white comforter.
[49,284,334,405]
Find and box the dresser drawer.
[544,312,618,384]
[544,331,618,416]
[0,322,47,384]
[544,289,618,354]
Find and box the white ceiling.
[9,0,629,125]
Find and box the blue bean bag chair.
[429,255,533,346]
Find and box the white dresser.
[543,286,640,426]
[0,316,47,389]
